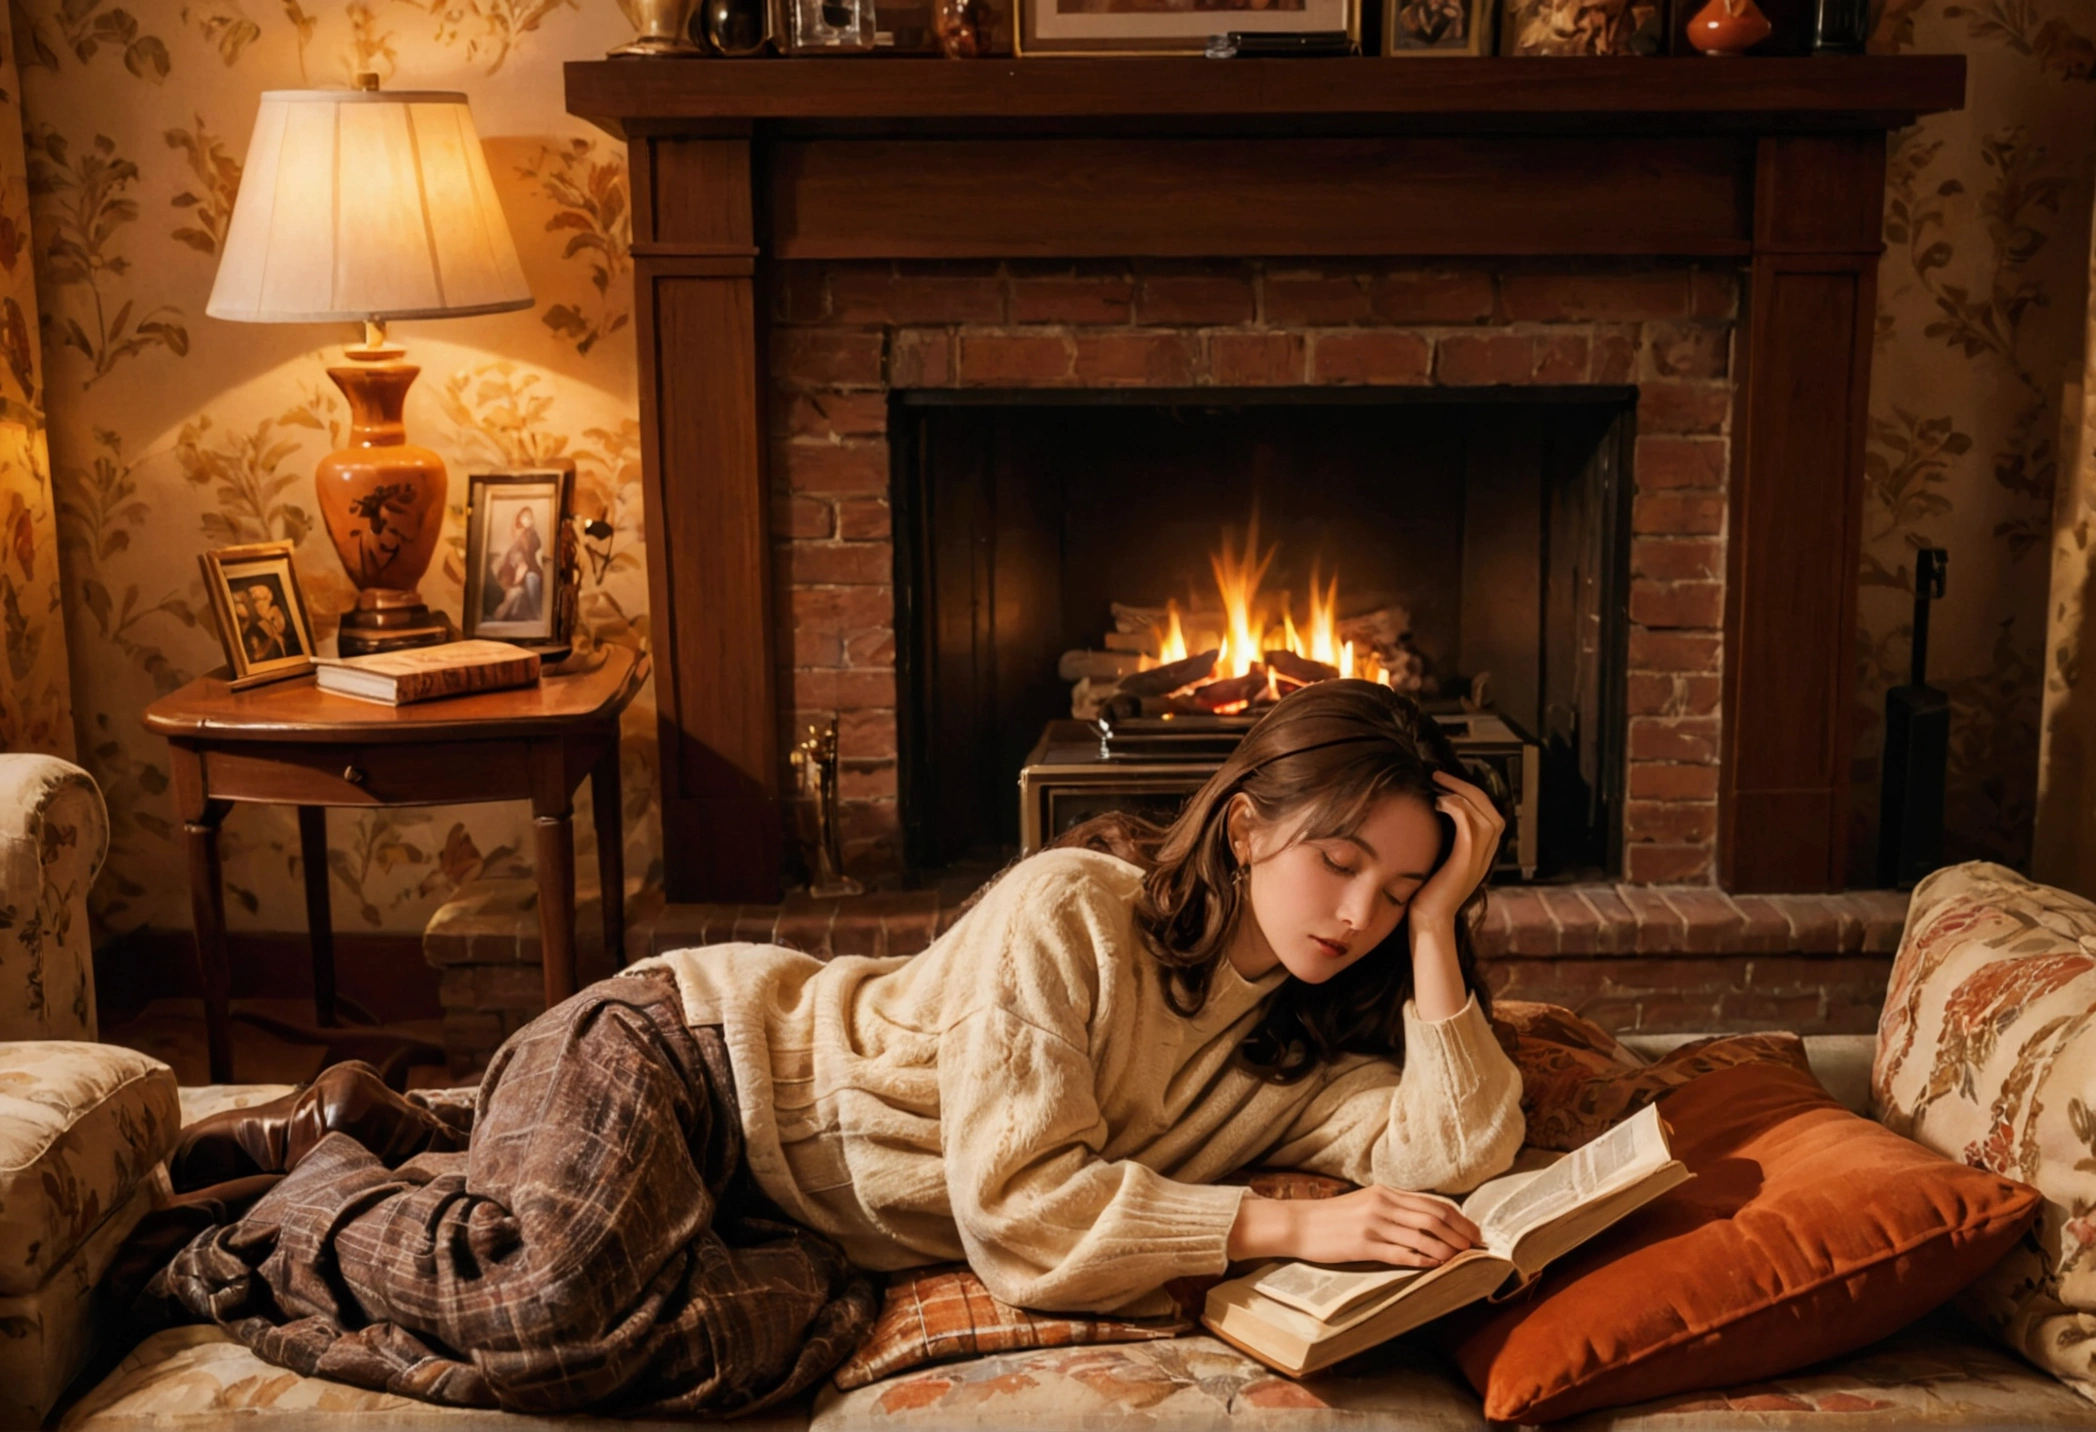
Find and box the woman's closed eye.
[1321,850,1413,909]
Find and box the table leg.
[171,743,235,1083]
[532,743,578,1012]
[591,737,624,970]
[297,806,338,1027]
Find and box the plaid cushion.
[831,1168,1354,1390]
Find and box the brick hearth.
[424,873,1902,1076]
[768,259,1739,887]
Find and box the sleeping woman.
[155,679,1524,1417]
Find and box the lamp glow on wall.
[208,77,531,655]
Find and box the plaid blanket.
[152,970,879,1417]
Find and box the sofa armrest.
[0,754,109,1041]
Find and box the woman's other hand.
[1227,1186,1481,1267]
[1408,768,1505,933]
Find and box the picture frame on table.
[1016,0,1356,55]
[462,469,573,648]
[1386,0,1491,52]
[199,541,318,690]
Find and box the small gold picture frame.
[1387,0,1491,52]
[200,541,318,689]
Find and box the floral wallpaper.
[0,5,67,761]
[0,0,2088,943]
[8,0,653,935]
[1856,0,2096,877]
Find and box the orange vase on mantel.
[1686,0,1772,52]
[315,353,447,596]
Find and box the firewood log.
[1264,650,1339,686]
[1116,648,1220,698]
[1059,649,1147,682]
[1193,669,1268,711]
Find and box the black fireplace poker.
[1876,547,1948,889]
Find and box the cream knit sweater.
[635,848,1524,1316]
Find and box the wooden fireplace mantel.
[566,56,1965,901]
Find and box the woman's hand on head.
[1406,768,1506,932]
[1227,1186,1481,1268]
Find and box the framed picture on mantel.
[1017,0,1356,54]
[1386,0,1492,52]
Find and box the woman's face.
[1225,790,1443,983]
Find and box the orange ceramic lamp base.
[318,334,454,655]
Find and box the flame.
[1306,566,1341,667]
[1128,514,1392,705]
[1158,599,1188,664]
[1210,515,1277,679]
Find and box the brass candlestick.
[789,718,863,898]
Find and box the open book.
[1202,1103,1689,1377]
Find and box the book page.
[1471,1104,1670,1249]
[1244,1260,1425,1322]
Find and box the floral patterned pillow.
[1493,1000,1814,1151]
[1873,860,2096,1406]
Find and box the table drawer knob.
[342,765,366,785]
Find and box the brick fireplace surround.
[399,60,1973,1076]
[770,257,1738,887]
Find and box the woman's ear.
[1224,793,1251,863]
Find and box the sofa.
[4,750,2094,1431]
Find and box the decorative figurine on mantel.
[790,718,864,898]
[207,75,533,656]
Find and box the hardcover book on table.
[313,639,542,706]
[1202,1104,1688,1377]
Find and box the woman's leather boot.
[167,1059,469,1192]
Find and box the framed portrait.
[1387,0,1490,52]
[1499,0,1659,52]
[463,469,572,647]
[1017,0,1356,55]
[199,541,318,689]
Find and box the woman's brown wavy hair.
[1133,679,1494,1083]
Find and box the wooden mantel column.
[630,129,783,901]
[1723,134,1889,892]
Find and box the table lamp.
[208,76,532,656]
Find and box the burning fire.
[1138,516,1382,715]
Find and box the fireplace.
[893,388,1635,878]
[567,56,1965,902]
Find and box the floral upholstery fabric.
[0,1041,178,1296]
[0,755,108,1042]
[1558,1312,2096,1429]
[0,1180,155,1430]
[56,1326,807,1432]
[814,1335,1487,1431]
[1873,860,2096,1405]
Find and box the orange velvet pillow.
[1439,1061,2043,1424]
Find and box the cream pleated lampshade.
[208,87,532,323]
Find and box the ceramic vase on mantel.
[1687,0,1772,52]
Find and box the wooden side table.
[143,646,648,1083]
